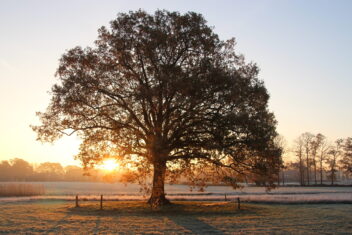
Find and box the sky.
[0,0,351,166]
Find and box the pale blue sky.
[0,0,351,165]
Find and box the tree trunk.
[320,160,323,185]
[306,153,310,185]
[313,159,317,185]
[148,161,170,208]
[299,154,304,186]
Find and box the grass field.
[0,201,351,234]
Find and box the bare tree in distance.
[301,132,314,185]
[36,162,65,181]
[9,158,34,181]
[340,137,352,177]
[32,10,281,207]
[326,139,343,185]
[294,136,305,186]
[275,135,287,186]
[310,133,324,185]
[316,133,330,185]
[0,160,12,181]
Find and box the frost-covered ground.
[0,201,351,234]
[0,182,351,203]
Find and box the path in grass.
[0,201,351,234]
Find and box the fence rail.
[74,194,241,210]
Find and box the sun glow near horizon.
[97,159,120,172]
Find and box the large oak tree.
[33,10,282,207]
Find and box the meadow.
[0,200,351,234]
[1,183,352,233]
[1,182,351,204]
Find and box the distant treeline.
[278,134,352,186]
[2,133,351,185]
[0,158,112,182]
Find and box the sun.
[98,159,120,172]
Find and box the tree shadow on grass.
[93,214,101,234]
[46,213,72,234]
[65,204,227,234]
[166,215,225,235]
[45,206,103,234]
[61,202,264,234]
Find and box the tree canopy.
[33,10,282,207]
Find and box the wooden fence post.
[224,194,227,201]
[75,195,79,207]
[100,195,103,210]
[237,197,240,210]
